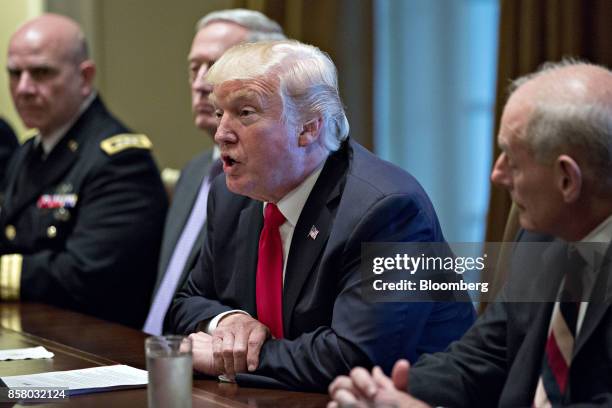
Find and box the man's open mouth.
[222,154,239,168]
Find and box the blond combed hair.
[206,40,350,151]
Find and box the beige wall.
[87,0,237,170]
[2,0,236,169]
[0,0,44,141]
[47,0,237,170]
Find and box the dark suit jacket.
[0,118,19,184]
[153,149,214,323]
[0,96,168,328]
[410,230,612,407]
[169,139,476,391]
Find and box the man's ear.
[79,60,96,96]
[298,117,323,147]
[555,154,582,203]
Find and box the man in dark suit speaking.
[168,40,475,391]
[328,62,612,406]
[143,8,286,336]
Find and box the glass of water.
[145,335,192,408]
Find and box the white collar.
[574,213,612,269]
[264,162,325,227]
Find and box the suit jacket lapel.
[179,159,213,273]
[175,157,212,239]
[500,242,563,403]
[282,146,348,334]
[503,301,554,404]
[235,200,263,315]
[573,243,612,357]
[154,155,212,291]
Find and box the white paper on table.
[0,364,148,395]
[0,346,54,361]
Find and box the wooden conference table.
[0,303,329,407]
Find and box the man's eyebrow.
[7,62,55,70]
[225,90,265,106]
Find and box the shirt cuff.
[204,310,250,334]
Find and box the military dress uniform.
[0,118,19,183]
[0,96,168,328]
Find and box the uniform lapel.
[1,143,31,218]
[3,98,106,221]
[5,137,79,220]
[282,146,348,334]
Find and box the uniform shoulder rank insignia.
[100,133,153,155]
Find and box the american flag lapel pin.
[308,225,319,240]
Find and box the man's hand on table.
[190,314,271,380]
[209,313,270,380]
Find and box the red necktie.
[256,203,285,339]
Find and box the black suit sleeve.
[19,150,167,327]
[169,179,236,333]
[409,292,509,407]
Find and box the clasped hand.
[190,314,270,380]
[327,360,430,408]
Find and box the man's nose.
[192,65,213,93]
[214,114,237,146]
[490,153,511,188]
[15,71,36,95]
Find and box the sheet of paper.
[0,346,54,361]
[1,365,148,395]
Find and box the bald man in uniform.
[0,14,167,328]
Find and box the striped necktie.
[533,248,585,407]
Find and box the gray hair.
[508,58,583,95]
[511,60,612,192]
[196,9,286,42]
[71,30,89,63]
[206,40,349,152]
